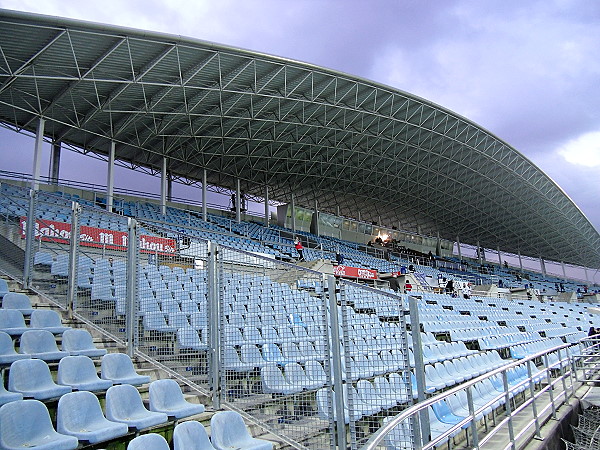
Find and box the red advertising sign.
[20,217,176,254]
[333,265,378,280]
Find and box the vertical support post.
[235,178,241,223]
[32,118,45,191]
[518,252,523,272]
[543,353,557,418]
[202,169,208,221]
[23,189,38,288]
[66,201,81,319]
[336,205,340,217]
[125,218,139,358]
[456,236,462,260]
[160,157,167,216]
[526,360,541,438]
[539,256,547,276]
[502,371,516,448]
[497,246,502,266]
[409,295,430,445]
[465,385,480,448]
[264,185,269,227]
[207,241,221,409]
[561,262,567,279]
[49,141,61,184]
[107,141,115,213]
[167,171,172,202]
[290,194,296,232]
[326,275,347,450]
[314,199,319,237]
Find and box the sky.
[0,0,599,232]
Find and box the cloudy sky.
[1,0,599,231]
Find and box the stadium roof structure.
[1,9,599,269]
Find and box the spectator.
[404,281,412,293]
[294,236,305,262]
[408,264,415,272]
[588,327,597,337]
[389,274,400,292]
[445,279,454,294]
[335,252,344,265]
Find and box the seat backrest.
[210,410,251,449]
[173,420,216,450]
[0,279,9,296]
[0,309,26,328]
[0,330,17,355]
[149,379,184,411]
[101,353,135,378]
[57,391,105,432]
[61,328,94,352]
[0,399,56,447]
[19,329,60,353]
[30,309,63,328]
[105,384,145,418]
[127,433,170,450]
[2,292,32,311]
[58,355,98,384]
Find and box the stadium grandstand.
[1,8,600,450]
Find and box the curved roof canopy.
[0,9,599,268]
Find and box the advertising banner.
[333,265,378,280]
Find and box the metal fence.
[6,188,416,449]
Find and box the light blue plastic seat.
[0,399,79,449]
[0,309,30,336]
[19,329,69,361]
[58,355,114,391]
[105,384,168,430]
[382,416,414,450]
[8,358,72,400]
[210,410,273,450]
[101,353,151,386]
[1,292,33,315]
[61,328,107,357]
[30,309,70,334]
[127,433,170,450]
[0,330,29,365]
[177,326,208,350]
[0,380,22,406]
[148,379,205,419]
[261,363,302,394]
[173,420,216,450]
[0,279,9,298]
[283,362,321,391]
[431,398,466,427]
[57,391,128,444]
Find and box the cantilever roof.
[0,9,599,268]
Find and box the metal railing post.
[465,385,479,448]
[543,353,557,418]
[125,217,139,357]
[207,241,221,409]
[66,201,81,318]
[502,371,516,449]
[409,295,430,446]
[23,189,38,288]
[327,275,347,450]
[526,360,541,439]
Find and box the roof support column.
[539,256,547,276]
[202,169,207,222]
[49,141,61,185]
[497,246,502,266]
[518,252,523,272]
[584,268,589,283]
[167,171,172,203]
[264,186,269,227]
[107,141,115,213]
[561,261,566,279]
[160,157,167,216]
[456,236,462,260]
[235,178,241,224]
[290,194,296,233]
[476,240,482,265]
[314,199,319,237]
[31,118,45,191]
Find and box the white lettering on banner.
[99,232,114,244]
[333,264,378,280]
[357,268,377,279]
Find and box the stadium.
[0,8,599,450]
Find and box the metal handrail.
[362,341,576,450]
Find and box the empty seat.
[19,329,69,361]
[8,358,72,400]
[210,410,273,450]
[177,326,208,350]
[58,355,114,391]
[173,420,216,450]
[0,399,79,449]
[1,292,33,315]
[0,330,29,365]
[148,379,205,419]
[127,433,170,450]
[30,309,70,334]
[57,391,128,444]
[105,384,168,430]
[0,279,9,298]
[0,309,30,336]
[261,363,302,394]
[61,328,107,357]
[0,380,22,406]
[101,353,151,386]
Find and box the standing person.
[589,327,597,337]
[294,236,305,262]
[389,273,400,292]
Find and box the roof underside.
[0,9,599,268]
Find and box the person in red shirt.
[294,237,305,261]
[404,282,412,293]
